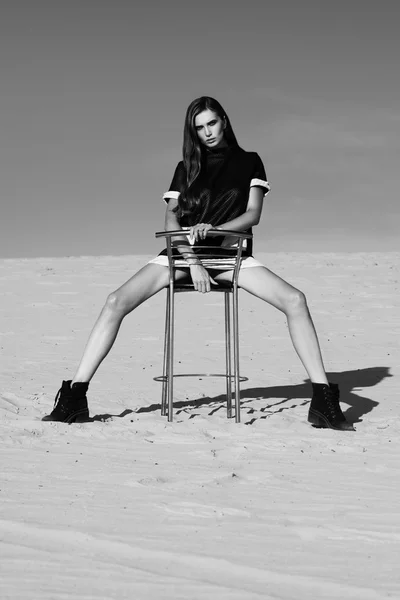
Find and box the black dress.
[161,145,270,257]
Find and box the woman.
[43,96,354,431]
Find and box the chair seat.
[174,281,233,292]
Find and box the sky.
[1,0,399,258]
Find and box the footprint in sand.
[161,501,250,519]
[42,335,74,341]
[52,291,79,295]
[125,476,170,488]
[0,393,23,414]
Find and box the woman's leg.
[214,265,354,430]
[214,266,328,384]
[72,263,188,384]
[42,263,191,422]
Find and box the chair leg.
[224,292,233,418]
[232,286,241,423]
[167,284,175,422]
[161,288,170,417]
[161,284,239,423]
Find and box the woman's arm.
[189,187,265,242]
[164,200,198,262]
[164,197,214,292]
[164,198,200,264]
[217,186,264,232]
[164,196,182,231]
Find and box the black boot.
[42,380,90,423]
[308,382,355,431]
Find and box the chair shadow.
[229,366,386,425]
[91,366,389,426]
[90,408,134,422]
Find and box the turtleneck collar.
[207,142,229,151]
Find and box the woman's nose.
[204,127,211,137]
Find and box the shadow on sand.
[92,366,390,426]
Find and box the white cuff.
[163,191,180,204]
[250,178,270,196]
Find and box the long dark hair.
[176,96,239,222]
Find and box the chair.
[154,229,252,423]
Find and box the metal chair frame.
[154,229,252,423]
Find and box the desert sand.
[1,252,399,600]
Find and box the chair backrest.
[155,229,253,292]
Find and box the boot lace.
[52,382,70,408]
[324,387,345,420]
[53,388,61,408]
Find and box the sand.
[1,252,399,600]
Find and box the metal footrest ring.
[154,373,248,382]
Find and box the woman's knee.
[104,290,130,316]
[103,265,169,316]
[283,288,308,315]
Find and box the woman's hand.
[189,264,216,293]
[189,223,213,243]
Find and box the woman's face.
[194,109,226,148]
